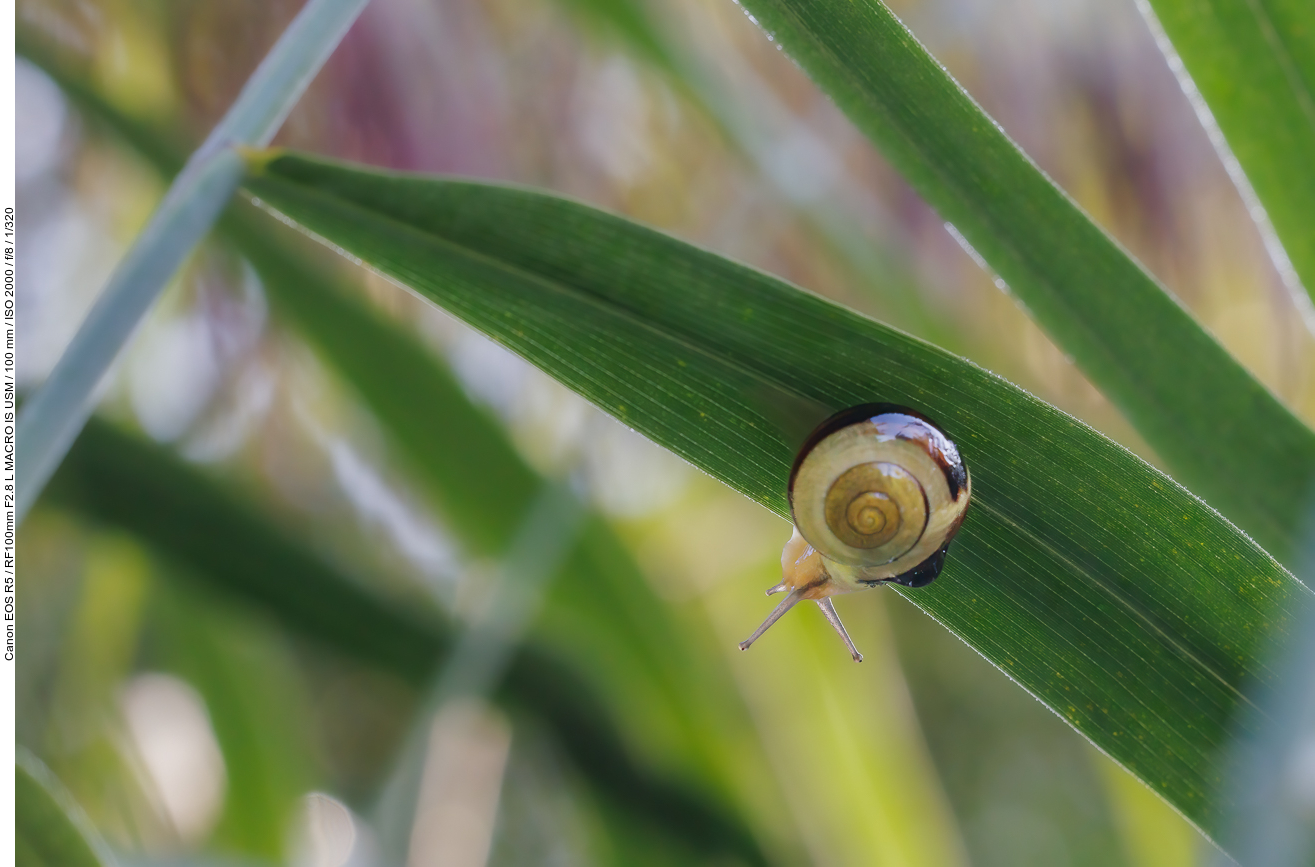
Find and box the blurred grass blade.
[1213,527,1315,866]
[14,0,370,522]
[42,419,768,865]
[372,484,585,864]
[238,227,542,558]
[15,147,243,520]
[17,750,113,867]
[1138,0,1315,320]
[204,0,369,153]
[430,484,586,705]
[244,151,1313,843]
[714,0,1315,567]
[46,417,451,683]
[1096,759,1200,867]
[554,0,676,73]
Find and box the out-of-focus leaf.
[243,151,1312,841]
[495,648,764,865]
[1140,0,1315,314]
[712,0,1315,568]
[553,0,675,73]
[15,35,186,173]
[17,750,112,867]
[46,418,449,683]
[148,582,316,861]
[1097,757,1199,867]
[40,419,768,865]
[236,227,540,558]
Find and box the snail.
[739,404,971,662]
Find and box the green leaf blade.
[708,0,1315,569]
[1141,0,1315,311]
[244,151,1312,839]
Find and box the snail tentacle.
[738,588,804,652]
[817,598,863,662]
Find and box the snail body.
[740,404,971,661]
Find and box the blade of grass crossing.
[15,148,244,520]
[371,483,585,864]
[1136,0,1315,320]
[15,0,371,522]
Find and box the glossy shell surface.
[789,404,970,584]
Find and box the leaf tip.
[238,145,286,176]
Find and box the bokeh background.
[17,0,1311,864]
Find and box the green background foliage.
[17,0,1315,863]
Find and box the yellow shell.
[789,405,970,587]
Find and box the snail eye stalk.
[816,598,863,662]
[738,588,804,653]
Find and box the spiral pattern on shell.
[789,404,970,583]
[823,461,926,554]
[840,487,899,544]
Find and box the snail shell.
[740,404,970,662]
[789,403,970,588]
